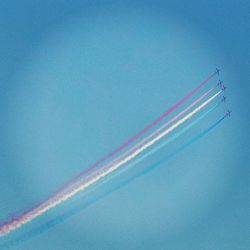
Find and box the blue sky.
[0,1,249,249]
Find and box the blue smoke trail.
[0,112,227,249]
[104,101,221,181]
[71,101,221,192]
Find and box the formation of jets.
[215,68,232,118]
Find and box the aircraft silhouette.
[221,96,227,103]
[221,85,227,92]
[217,80,223,87]
[226,110,232,117]
[215,68,220,75]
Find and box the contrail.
[0,112,227,249]
[52,100,222,207]
[4,72,218,229]
[0,90,221,236]
[70,83,218,186]
[64,90,222,191]
[56,71,218,191]
[90,101,222,189]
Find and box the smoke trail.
[89,101,222,188]
[2,73,218,234]
[0,91,221,236]
[0,113,227,249]
[71,84,218,186]
[46,99,222,210]
[64,90,222,191]
[0,90,221,236]
[56,71,218,190]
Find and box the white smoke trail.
[0,90,221,236]
[69,85,217,188]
